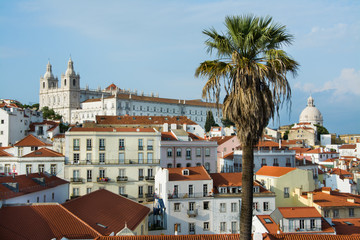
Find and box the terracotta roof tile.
[304,149,337,154]
[168,166,212,181]
[161,132,177,141]
[210,136,236,145]
[0,149,12,156]
[28,120,59,132]
[105,83,119,90]
[53,133,65,138]
[332,218,360,235]
[187,132,204,141]
[222,152,234,159]
[265,234,360,240]
[0,173,68,200]
[22,147,64,158]
[14,135,52,147]
[69,127,155,133]
[301,189,360,207]
[278,207,321,218]
[96,115,197,125]
[0,204,100,240]
[63,189,150,236]
[257,215,282,234]
[339,144,357,150]
[256,166,297,177]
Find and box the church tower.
[39,61,59,109]
[60,57,81,122]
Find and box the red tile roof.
[222,152,234,159]
[339,144,356,150]
[187,132,204,141]
[0,204,100,240]
[332,218,360,235]
[301,189,360,207]
[290,147,312,154]
[278,207,321,218]
[28,120,59,132]
[265,234,359,240]
[0,149,12,156]
[14,135,52,147]
[161,132,177,141]
[105,83,119,90]
[22,147,64,158]
[63,189,150,236]
[210,136,236,145]
[96,115,197,125]
[69,127,156,132]
[0,173,68,200]
[167,166,212,181]
[53,133,65,138]
[257,215,282,234]
[304,149,337,154]
[256,166,296,177]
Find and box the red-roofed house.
[256,166,316,207]
[324,168,357,194]
[303,148,339,164]
[252,207,335,235]
[28,120,60,140]
[0,172,69,205]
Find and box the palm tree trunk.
[240,143,254,240]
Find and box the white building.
[39,59,222,126]
[302,148,339,164]
[64,126,161,202]
[153,167,275,235]
[0,173,69,206]
[28,120,60,140]
[324,168,357,194]
[233,140,296,173]
[160,130,218,173]
[0,135,64,178]
[0,103,43,147]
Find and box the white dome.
[65,57,75,76]
[44,62,54,79]
[299,96,323,126]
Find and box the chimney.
[307,192,314,205]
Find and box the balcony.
[138,176,144,181]
[147,146,153,150]
[97,177,110,183]
[168,192,211,199]
[138,146,143,150]
[119,146,125,151]
[145,176,155,181]
[65,159,160,165]
[70,177,84,183]
[138,194,144,198]
[117,176,128,182]
[187,209,198,217]
[87,178,92,182]
[73,146,80,151]
[146,193,154,201]
[120,193,128,198]
[99,146,105,151]
[284,193,290,198]
[86,147,92,151]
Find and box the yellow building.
[256,166,316,207]
[339,134,360,144]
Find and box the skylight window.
[264,218,272,224]
[344,221,354,225]
[96,223,108,228]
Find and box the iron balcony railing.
[145,176,155,181]
[117,176,128,182]
[70,177,84,183]
[168,192,212,199]
[187,209,198,217]
[97,177,110,183]
[66,159,160,165]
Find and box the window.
[1,119,4,124]
[333,209,339,218]
[284,187,290,198]
[189,202,195,211]
[176,163,182,168]
[37,196,40,202]
[203,184,208,197]
[73,170,80,180]
[52,192,55,200]
[138,139,143,150]
[310,219,316,229]
[73,139,80,151]
[86,153,92,163]
[231,221,237,233]
[99,139,105,150]
[176,148,182,157]
[73,188,79,196]
[203,222,209,231]
[261,158,266,166]
[138,153,144,164]
[286,158,291,166]
[138,169,144,180]
[220,203,226,213]
[138,186,143,198]
[174,203,180,212]
[174,223,181,233]
[299,219,305,229]
[73,153,79,164]
[87,188,92,194]
[119,153,125,164]
[87,170,92,182]
[253,202,259,211]
[99,169,105,178]
[51,164,56,175]
[196,148,201,157]
[86,139,92,150]
[263,202,269,211]
[349,208,355,217]
[189,185,194,197]
[167,163,173,168]
[119,186,125,195]
[99,153,105,163]
[38,164,44,173]
[119,139,125,150]
[186,148,191,159]
[4,164,10,174]
[203,201,209,210]
[147,152,153,163]
[174,185,179,197]
[324,210,330,217]
[220,222,226,232]
[167,148,173,157]
[205,148,210,157]
[119,168,126,178]
[231,202,237,212]
[189,223,195,234]
[204,162,210,172]
[73,79,76,86]
[147,139,153,150]
[26,165,32,174]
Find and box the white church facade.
[39,59,222,126]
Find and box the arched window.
[73,79,76,86]
[186,163,191,167]
[43,82,45,89]
[64,79,66,86]
[167,148,172,157]
[176,163,182,168]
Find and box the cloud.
[294,68,360,96]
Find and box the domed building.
[299,95,323,126]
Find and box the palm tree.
[195,15,299,240]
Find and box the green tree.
[41,107,62,120]
[221,118,235,127]
[195,15,298,239]
[204,110,218,132]
[314,124,329,141]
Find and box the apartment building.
[64,126,161,202]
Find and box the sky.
[0,0,359,135]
